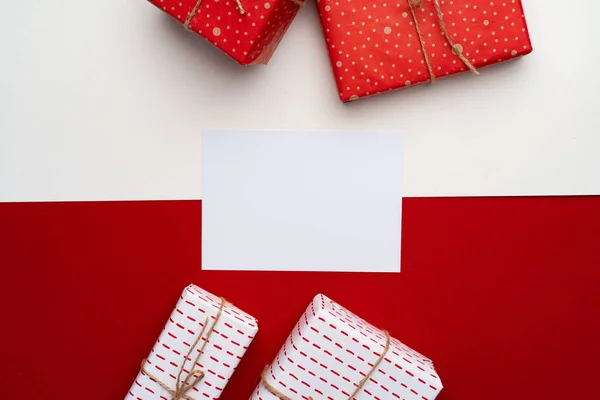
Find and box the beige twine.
[408,0,479,83]
[141,297,227,400]
[184,0,245,29]
[261,330,391,400]
[184,0,305,31]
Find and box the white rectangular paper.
[202,130,403,273]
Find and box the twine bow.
[141,297,227,400]
[408,0,479,82]
[261,330,391,400]
[183,0,306,31]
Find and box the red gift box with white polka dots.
[252,294,443,400]
[126,285,258,400]
[148,0,303,65]
[317,0,533,102]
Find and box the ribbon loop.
[175,370,205,399]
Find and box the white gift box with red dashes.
[126,284,258,400]
[251,294,442,400]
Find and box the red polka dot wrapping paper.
[252,294,442,400]
[125,285,258,400]
[147,0,302,65]
[316,0,533,102]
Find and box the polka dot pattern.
[149,0,302,65]
[317,0,533,102]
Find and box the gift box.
[252,294,442,400]
[317,0,533,101]
[126,284,258,400]
[148,0,304,65]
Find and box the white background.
[1,0,599,202]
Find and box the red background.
[1,197,599,399]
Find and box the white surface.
[202,130,403,272]
[0,0,599,202]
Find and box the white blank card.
[202,130,403,273]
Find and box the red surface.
[1,197,599,399]
[316,0,533,101]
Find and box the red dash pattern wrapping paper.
[317,0,533,102]
[251,294,442,400]
[147,0,302,65]
[126,285,258,400]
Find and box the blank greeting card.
[202,130,403,273]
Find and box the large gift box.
[126,285,258,400]
[317,0,533,101]
[252,294,442,400]
[148,0,304,65]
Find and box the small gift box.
[252,294,442,400]
[148,0,304,65]
[126,284,258,400]
[317,0,533,101]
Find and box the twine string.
[141,297,227,400]
[183,0,305,31]
[183,0,205,30]
[261,330,391,400]
[347,330,391,399]
[184,0,244,31]
[235,0,246,15]
[407,0,479,82]
[407,0,436,83]
[431,0,479,75]
[260,367,298,400]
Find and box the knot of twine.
[408,0,479,82]
[184,0,305,31]
[141,297,227,400]
[261,330,391,400]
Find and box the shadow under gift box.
[126,285,258,400]
[317,0,533,102]
[252,294,442,400]
[147,0,304,65]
